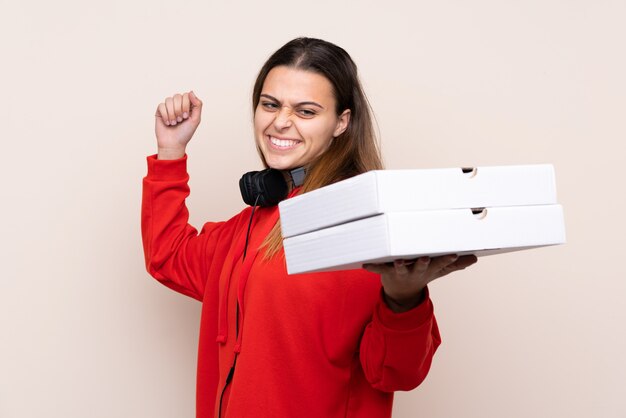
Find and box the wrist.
[157,147,186,160]
[383,288,426,313]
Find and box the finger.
[450,254,478,270]
[182,93,191,119]
[165,97,177,126]
[413,256,431,274]
[430,254,459,273]
[439,255,478,276]
[189,90,202,106]
[393,259,410,276]
[362,263,390,275]
[188,90,203,122]
[156,102,170,126]
[173,94,183,123]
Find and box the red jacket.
[141,155,441,418]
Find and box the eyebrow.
[260,94,325,110]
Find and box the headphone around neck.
[239,167,306,207]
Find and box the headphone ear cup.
[258,169,288,206]
[239,171,260,206]
[239,169,288,207]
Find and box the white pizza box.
[283,204,566,275]
[279,164,557,238]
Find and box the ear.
[333,109,351,138]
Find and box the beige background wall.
[2,0,625,417]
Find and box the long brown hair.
[252,37,383,257]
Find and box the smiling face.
[254,66,351,171]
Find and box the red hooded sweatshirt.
[141,155,441,418]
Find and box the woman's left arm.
[359,255,477,392]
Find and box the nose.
[273,106,293,130]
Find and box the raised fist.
[154,91,203,159]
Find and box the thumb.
[189,90,202,108]
[188,90,203,122]
[362,263,386,275]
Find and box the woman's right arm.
[141,92,237,300]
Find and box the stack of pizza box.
[278,164,566,275]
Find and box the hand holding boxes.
[279,164,566,275]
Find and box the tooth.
[270,136,298,147]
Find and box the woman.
[142,37,477,418]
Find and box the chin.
[262,151,301,171]
[266,160,297,171]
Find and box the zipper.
[218,303,240,418]
[217,356,237,418]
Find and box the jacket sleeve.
[359,287,441,392]
[141,154,240,301]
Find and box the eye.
[298,109,316,117]
[261,101,278,110]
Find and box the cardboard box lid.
[280,164,557,238]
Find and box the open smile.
[267,135,302,150]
